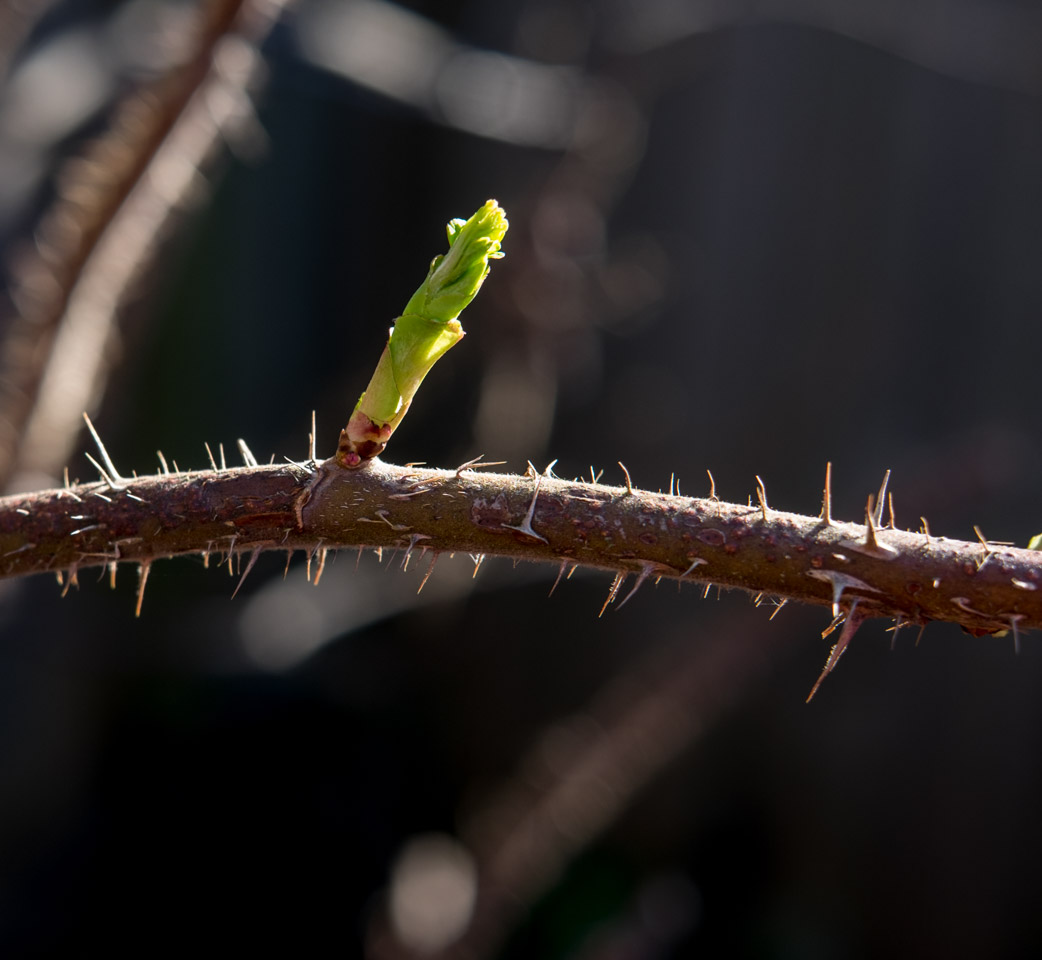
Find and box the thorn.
[313,547,328,585]
[600,572,626,617]
[706,469,717,500]
[872,470,890,526]
[84,453,119,491]
[920,517,931,540]
[864,495,880,551]
[617,561,658,611]
[455,454,507,477]
[755,475,769,522]
[549,560,568,597]
[284,550,293,578]
[915,623,926,647]
[669,472,675,497]
[135,561,151,617]
[238,439,258,468]
[566,563,578,580]
[109,562,117,590]
[680,557,707,577]
[543,459,559,478]
[769,598,789,621]
[219,443,227,471]
[618,462,634,495]
[754,592,764,607]
[819,462,832,524]
[232,548,263,598]
[702,582,713,599]
[1012,579,1037,591]
[887,491,896,530]
[807,602,865,702]
[309,410,317,464]
[172,460,180,474]
[589,465,603,483]
[808,569,882,619]
[1008,614,1025,654]
[951,596,988,618]
[157,450,170,475]
[205,442,218,471]
[412,546,437,592]
[366,509,410,532]
[503,465,548,543]
[971,525,1010,571]
[821,613,844,639]
[82,413,126,490]
[61,567,80,597]
[840,500,899,559]
[64,466,71,489]
[401,534,432,571]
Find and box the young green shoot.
[337,200,509,467]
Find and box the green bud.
[337,200,508,467]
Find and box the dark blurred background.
[1,0,1041,956]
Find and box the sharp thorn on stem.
[807,602,865,702]
[309,410,317,464]
[549,560,568,597]
[205,442,218,472]
[401,534,432,571]
[819,461,832,524]
[232,548,263,598]
[808,569,881,619]
[619,462,634,496]
[864,495,881,552]
[681,557,707,577]
[769,598,789,621]
[706,469,717,500]
[503,465,548,543]
[238,439,259,468]
[600,572,626,617]
[82,413,126,490]
[755,475,769,522]
[219,443,227,471]
[135,561,151,617]
[872,470,890,526]
[313,548,328,585]
[411,551,437,594]
[616,562,656,611]
[157,450,170,475]
[1008,614,1025,654]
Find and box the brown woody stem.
[0,457,1040,635]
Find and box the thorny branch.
[1,452,1039,665]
